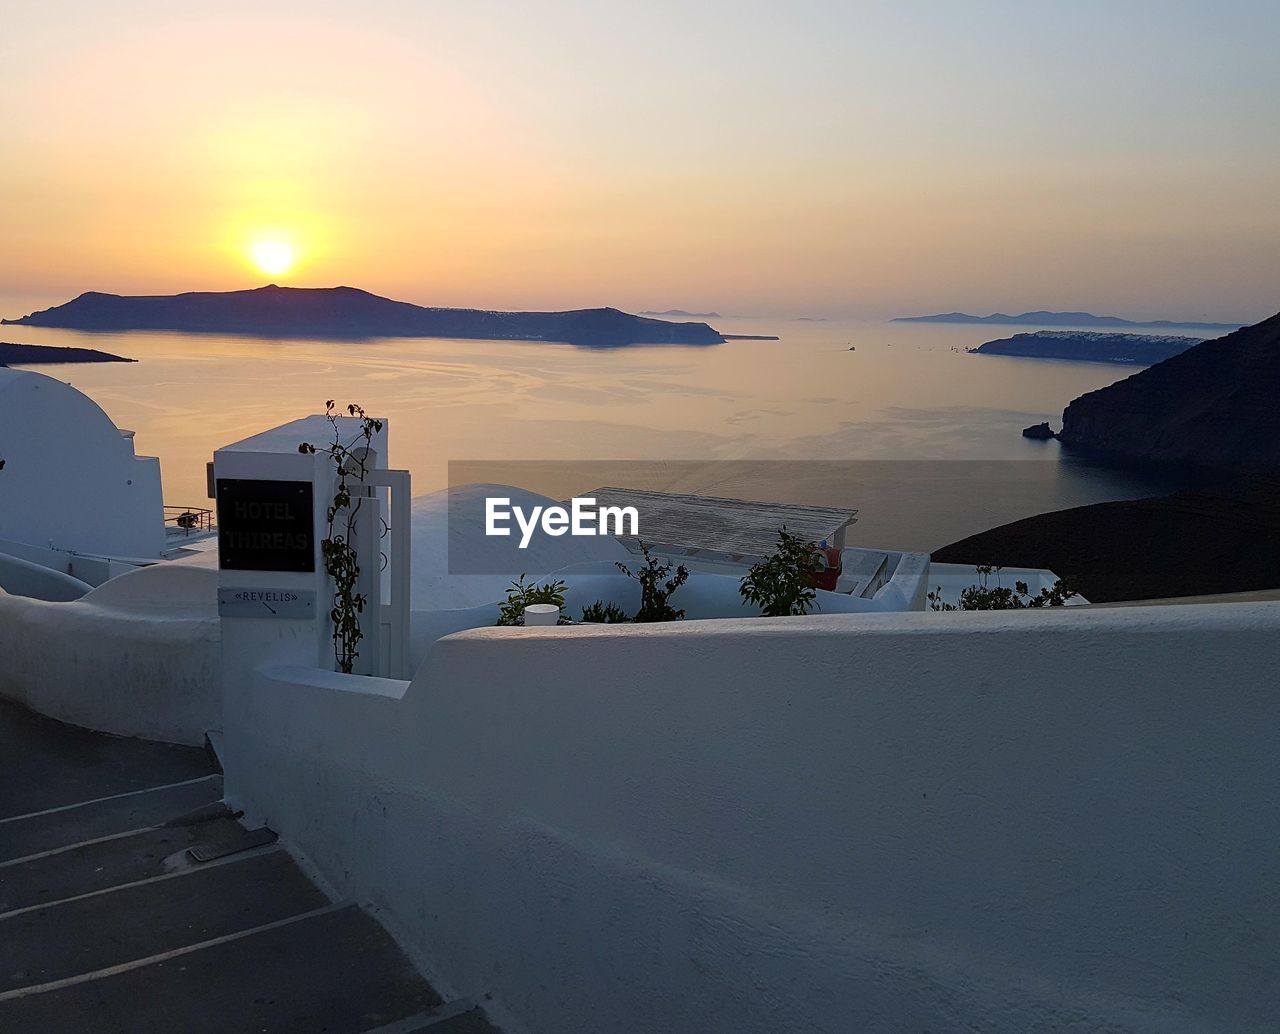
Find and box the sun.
[250,239,296,277]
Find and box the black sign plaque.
[216,479,316,572]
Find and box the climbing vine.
[299,401,383,673]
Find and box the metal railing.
[164,505,216,536]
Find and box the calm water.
[0,309,1214,551]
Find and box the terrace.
[1,391,1277,1032]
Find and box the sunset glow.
[250,240,297,278]
[0,4,1277,321]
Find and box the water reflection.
[0,314,1213,549]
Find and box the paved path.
[0,698,497,1033]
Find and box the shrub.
[616,541,689,622]
[739,525,822,617]
[496,575,568,626]
[580,600,631,623]
[928,564,1079,611]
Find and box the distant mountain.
[3,286,726,347]
[971,330,1204,365]
[639,308,722,319]
[0,342,135,366]
[894,310,1243,331]
[1058,311,1280,471]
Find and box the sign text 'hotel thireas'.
[216,479,316,573]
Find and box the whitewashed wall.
[0,565,220,744]
[222,600,1280,1034]
[0,369,165,558]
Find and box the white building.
[0,368,164,560]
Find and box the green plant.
[299,401,383,673]
[580,599,631,623]
[496,574,568,626]
[739,526,822,616]
[616,541,689,622]
[928,564,1080,611]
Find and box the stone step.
[0,902,445,1033]
[0,848,327,993]
[0,698,215,819]
[0,775,224,862]
[0,814,249,912]
[0,701,502,1032]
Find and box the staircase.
[0,699,499,1033]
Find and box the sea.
[0,306,1225,553]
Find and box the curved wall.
[0,551,92,601]
[0,565,220,744]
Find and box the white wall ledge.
[220,597,1280,1033]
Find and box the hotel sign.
[216,479,315,572]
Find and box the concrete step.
[0,814,250,912]
[0,902,446,1033]
[0,775,224,862]
[0,698,215,818]
[0,699,501,1033]
[0,848,327,992]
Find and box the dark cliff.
[933,475,1280,603]
[2,286,726,348]
[1058,311,1280,471]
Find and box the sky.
[2,0,1278,321]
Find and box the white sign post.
[213,415,411,679]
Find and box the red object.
[811,545,842,592]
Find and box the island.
[3,285,727,348]
[894,310,1243,331]
[970,330,1203,365]
[1057,310,1280,471]
[0,342,136,366]
[639,309,723,319]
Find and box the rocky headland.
[1057,311,1280,471]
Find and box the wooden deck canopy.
[585,487,858,562]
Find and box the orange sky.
[3,2,1278,321]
